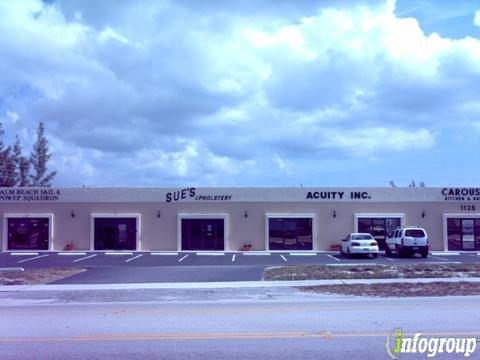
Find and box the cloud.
[0,0,479,186]
[474,10,480,26]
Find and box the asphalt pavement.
[0,290,479,359]
[1,251,479,284]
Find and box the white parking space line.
[424,261,461,264]
[327,255,341,262]
[57,252,87,256]
[431,252,460,256]
[196,252,225,256]
[232,255,236,262]
[151,252,178,256]
[11,252,39,256]
[430,255,450,261]
[289,253,316,256]
[17,254,49,263]
[126,254,143,263]
[328,263,378,266]
[384,257,394,261]
[73,254,97,263]
[0,267,24,272]
[105,252,133,256]
[178,255,189,262]
[280,255,287,262]
[244,252,271,256]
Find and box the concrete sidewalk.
[2,277,480,292]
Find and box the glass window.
[356,217,401,250]
[447,218,462,251]
[181,218,224,251]
[94,217,137,250]
[7,217,49,250]
[405,229,426,237]
[447,218,480,251]
[352,234,374,240]
[268,217,313,250]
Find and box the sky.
[1,0,480,188]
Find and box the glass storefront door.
[268,217,313,250]
[181,218,225,251]
[94,217,137,250]
[447,218,480,251]
[357,217,401,250]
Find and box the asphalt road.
[0,291,479,359]
[2,251,479,284]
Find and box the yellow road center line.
[1,331,479,343]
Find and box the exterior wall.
[2,195,480,251]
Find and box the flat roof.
[1,186,480,203]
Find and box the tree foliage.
[13,135,30,187]
[0,123,16,187]
[29,122,57,187]
[0,122,56,187]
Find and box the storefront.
[1,187,480,252]
[444,214,480,251]
[354,214,404,249]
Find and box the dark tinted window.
[405,229,426,237]
[181,218,224,251]
[94,218,137,250]
[352,234,373,240]
[8,217,49,250]
[269,218,312,250]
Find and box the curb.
[2,277,480,292]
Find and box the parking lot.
[2,251,479,284]
[1,251,479,269]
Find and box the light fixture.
[333,210,336,218]
[70,210,75,218]
[421,210,425,218]
[244,210,248,218]
[157,210,161,218]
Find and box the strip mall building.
[1,187,480,252]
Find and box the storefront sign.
[306,191,371,200]
[0,188,60,202]
[165,187,233,202]
[442,188,480,201]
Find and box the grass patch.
[264,263,480,281]
[299,282,480,297]
[0,268,86,285]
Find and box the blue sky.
[1,0,480,187]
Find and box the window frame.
[177,213,228,252]
[90,213,141,251]
[3,213,54,252]
[265,213,316,252]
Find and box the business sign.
[441,188,480,201]
[0,188,60,202]
[165,188,233,203]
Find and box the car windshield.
[352,235,373,240]
[405,229,426,237]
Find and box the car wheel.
[395,245,403,258]
[421,250,428,258]
[385,246,392,257]
[347,247,351,258]
[372,253,378,258]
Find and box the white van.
[385,226,429,258]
